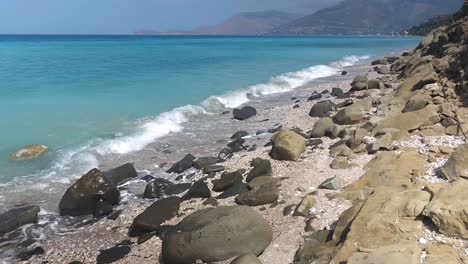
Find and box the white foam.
[331,55,370,68]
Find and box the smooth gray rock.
[0,206,40,235]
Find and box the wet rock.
[233,106,257,120]
[182,180,211,201]
[94,199,114,218]
[59,168,120,217]
[144,178,191,199]
[228,138,247,152]
[0,206,40,235]
[235,183,279,206]
[440,143,468,181]
[9,144,48,160]
[129,197,181,237]
[167,154,195,174]
[423,179,468,239]
[212,170,243,192]
[341,71,348,75]
[246,158,272,182]
[231,131,249,139]
[293,193,316,217]
[162,206,272,263]
[270,130,306,161]
[307,93,322,101]
[16,246,45,261]
[218,148,234,160]
[318,176,344,190]
[309,100,334,117]
[230,254,262,264]
[103,163,138,185]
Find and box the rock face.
[233,106,257,120]
[59,168,120,216]
[0,206,40,235]
[440,142,468,182]
[162,206,272,264]
[423,179,468,239]
[129,197,181,236]
[9,144,48,160]
[270,130,305,161]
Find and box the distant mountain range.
[135,0,464,36]
[134,11,300,36]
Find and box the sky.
[0,0,343,34]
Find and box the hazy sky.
[0,0,343,34]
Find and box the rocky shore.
[2,3,468,264]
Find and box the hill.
[408,15,455,36]
[270,0,464,35]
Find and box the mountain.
[134,11,301,36]
[270,0,464,35]
[408,15,455,36]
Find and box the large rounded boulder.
[162,206,272,264]
[269,130,305,161]
[59,168,120,216]
[233,106,257,120]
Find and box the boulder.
[348,242,421,264]
[59,168,120,216]
[270,130,305,161]
[402,93,430,113]
[440,143,468,181]
[310,118,343,139]
[246,158,272,182]
[167,154,195,174]
[144,178,191,199]
[235,183,279,206]
[212,170,243,192]
[367,79,381,90]
[373,105,440,134]
[9,144,48,160]
[233,106,257,120]
[293,193,317,217]
[378,65,391,74]
[162,206,272,263]
[333,98,373,125]
[216,178,249,199]
[350,75,368,91]
[396,62,438,101]
[318,176,344,190]
[182,180,211,201]
[331,87,344,96]
[230,254,262,264]
[104,163,138,185]
[0,206,40,235]
[129,197,181,237]
[308,100,334,117]
[423,179,468,239]
[352,75,368,84]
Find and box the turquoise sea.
[0,35,420,198]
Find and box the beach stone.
[306,138,323,147]
[330,157,354,170]
[246,158,272,182]
[235,183,279,206]
[212,170,243,192]
[9,144,48,160]
[182,180,211,201]
[218,148,234,160]
[129,197,181,236]
[162,206,272,263]
[203,164,225,174]
[423,179,468,239]
[167,154,195,173]
[372,58,388,65]
[194,157,220,170]
[228,138,247,152]
[307,92,322,101]
[319,176,344,190]
[216,178,249,199]
[59,168,120,216]
[329,144,356,159]
[378,65,391,74]
[367,79,381,90]
[231,131,248,139]
[402,93,429,113]
[309,100,334,117]
[233,106,257,120]
[144,178,191,199]
[333,98,373,125]
[310,118,343,139]
[230,254,262,264]
[16,247,45,261]
[350,75,368,91]
[348,242,421,264]
[96,243,132,264]
[0,206,40,235]
[293,193,317,217]
[341,71,348,75]
[335,99,354,108]
[104,163,138,185]
[248,176,281,189]
[321,90,329,94]
[445,124,468,136]
[270,130,306,161]
[440,143,468,181]
[331,87,344,96]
